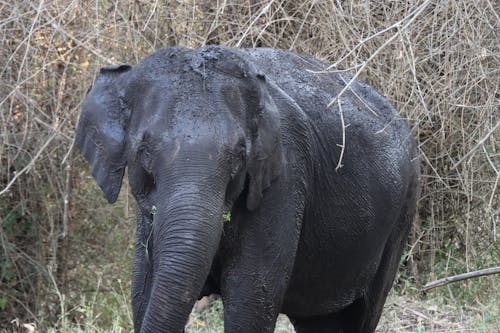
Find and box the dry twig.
[422,267,500,291]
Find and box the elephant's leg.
[131,211,153,332]
[293,203,415,333]
[354,205,415,332]
[291,233,408,333]
[220,183,304,332]
[316,204,414,333]
[300,233,408,333]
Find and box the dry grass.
[0,0,498,330]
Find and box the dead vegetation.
[0,0,498,330]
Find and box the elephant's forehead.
[128,103,237,147]
[163,112,235,145]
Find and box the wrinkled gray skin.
[75,46,420,333]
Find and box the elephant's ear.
[75,64,132,203]
[246,73,283,211]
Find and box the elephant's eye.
[137,145,153,173]
[236,137,246,151]
[230,160,243,179]
[230,140,246,178]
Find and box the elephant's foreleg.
[220,180,303,332]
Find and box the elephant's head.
[75,46,283,332]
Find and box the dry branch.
[324,0,432,109]
[451,121,500,170]
[0,120,66,196]
[422,266,500,291]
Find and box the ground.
[5,289,498,332]
[185,293,499,333]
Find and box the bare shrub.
[0,0,498,329]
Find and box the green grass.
[186,298,224,333]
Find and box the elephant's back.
[241,48,399,123]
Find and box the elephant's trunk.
[139,177,225,333]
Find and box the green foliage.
[62,278,133,332]
[186,299,224,333]
[0,297,7,311]
[1,203,33,237]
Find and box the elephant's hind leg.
[341,208,415,332]
[291,215,414,332]
[357,216,414,331]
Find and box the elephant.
[75,45,420,333]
